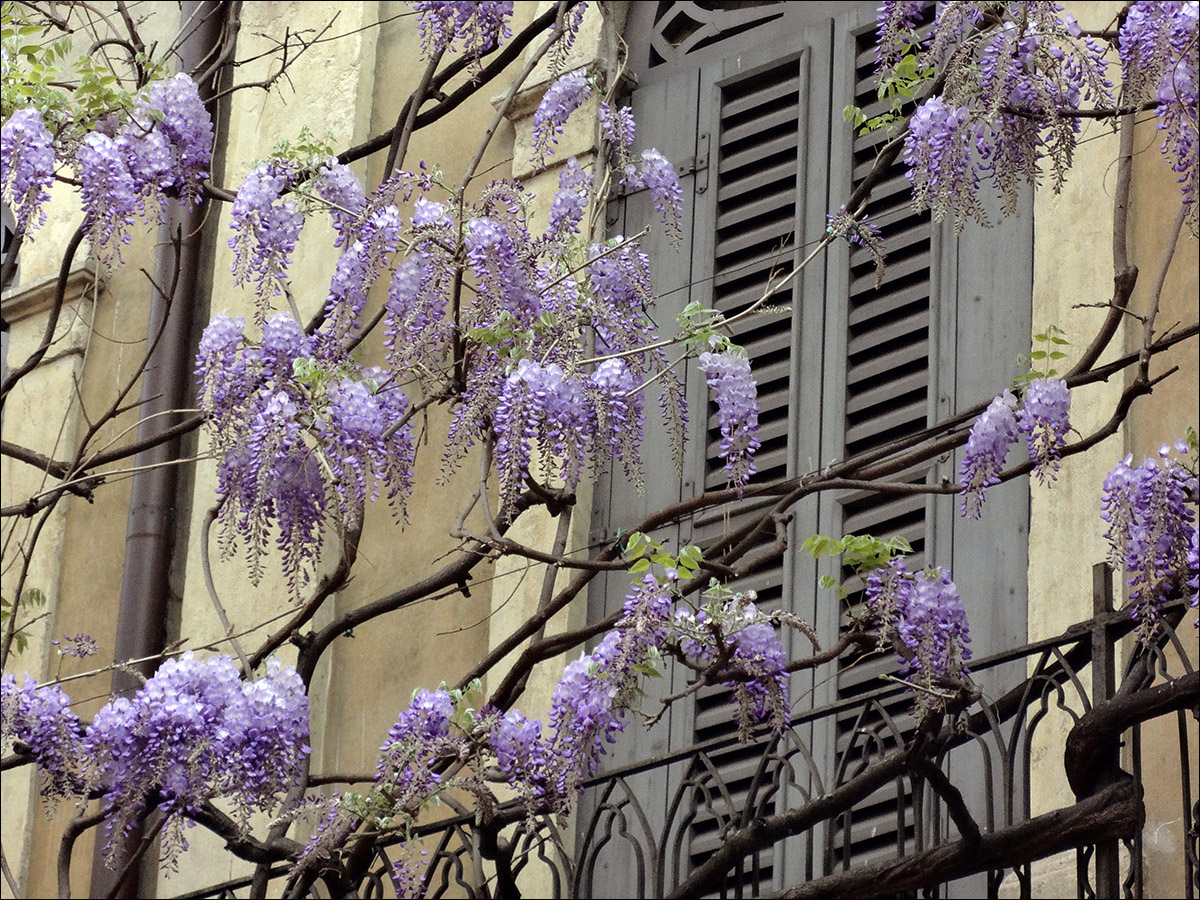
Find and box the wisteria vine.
[3,0,1198,889]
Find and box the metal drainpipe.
[89,3,227,897]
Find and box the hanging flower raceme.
[314,158,367,246]
[1019,376,1071,482]
[959,390,1020,518]
[588,358,645,485]
[959,378,1072,514]
[76,131,143,261]
[865,559,972,713]
[317,203,404,344]
[375,689,468,817]
[1,107,56,235]
[196,311,416,591]
[672,595,791,738]
[133,73,214,202]
[414,0,514,60]
[531,68,592,163]
[383,251,451,378]
[874,1,927,69]
[548,156,592,236]
[698,349,761,491]
[599,102,636,163]
[3,655,308,870]
[903,96,985,229]
[885,3,1113,227]
[491,357,647,513]
[1100,442,1199,640]
[0,674,84,808]
[542,574,674,805]
[493,359,590,507]
[465,215,541,323]
[73,74,213,261]
[1120,1,1199,232]
[630,148,684,244]
[228,161,304,306]
[84,653,308,868]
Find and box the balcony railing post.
[1091,562,1121,899]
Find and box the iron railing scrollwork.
[178,574,1197,900]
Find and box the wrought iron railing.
[180,569,1197,900]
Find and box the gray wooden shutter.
[586,3,1031,896]
[814,8,1032,893]
[683,41,820,892]
[578,64,702,899]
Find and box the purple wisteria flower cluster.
[1100,441,1199,640]
[530,70,684,239]
[300,571,797,871]
[373,688,472,825]
[492,357,643,513]
[959,377,1071,517]
[414,1,514,61]
[195,310,415,591]
[531,68,592,162]
[2,655,309,869]
[865,559,972,713]
[1,674,84,808]
[132,74,216,202]
[313,573,675,864]
[698,349,761,491]
[600,102,636,162]
[959,390,1019,517]
[76,73,213,261]
[0,107,56,234]
[88,654,309,866]
[548,156,592,235]
[1120,1,1199,232]
[672,594,790,739]
[210,103,684,573]
[227,161,305,305]
[443,198,681,505]
[879,2,1114,227]
[622,148,684,244]
[874,1,927,70]
[1020,376,1071,481]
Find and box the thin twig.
[200,505,253,677]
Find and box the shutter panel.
[815,13,938,877]
[817,8,1032,895]
[586,3,1030,896]
[676,26,835,892]
[688,51,809,892]
[577,66,702,900]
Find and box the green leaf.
[21,587,46,608]
[633,660,663,678]
[630,558,651,573]
[801,535,832,558]
[819,575,838,590]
